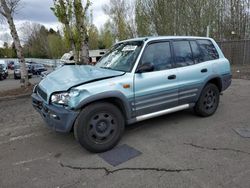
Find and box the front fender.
[74,91,133,120]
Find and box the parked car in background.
[31,64,47,75]
[32,36,231,153]
[0,64,7,80]
[26,63,32,71]
[14,63,32,79]
[60,52,75,65]
[40,71,51,80]
[7,61,15,70]
[0,60,8,79]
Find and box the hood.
[39,65,124,97]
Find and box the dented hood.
[38,65,124,97]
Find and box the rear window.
[197,40,219,61]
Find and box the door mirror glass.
[136,62,154,73]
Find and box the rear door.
[134,41,179,116]
[173,39,219,105]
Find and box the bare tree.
[104,0,137,41]
[0,0,28,86]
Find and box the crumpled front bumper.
[32,93,79,133]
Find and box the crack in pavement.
[184,143,250,156]
[60,163,201,175]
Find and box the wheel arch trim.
[195,75,223,102]
[74,91,133,121]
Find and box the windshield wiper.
[100,67,126,72]
[100,66,113,70]
[100,66,126,73]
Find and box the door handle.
[201,68,208,73]
[168,75,176,80]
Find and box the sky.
[0,0,110,47]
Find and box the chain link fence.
[217,40,250,65]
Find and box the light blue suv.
[32,36,231,152]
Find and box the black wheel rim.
[203,88,217,111]
[87,112,117,144]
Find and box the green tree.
[48,34,66,58]
[52,0,91,64]
[99,21,115,49]
[88,24,99,50]
[51,0,78,62]
[104,0,136,41]
[135,0,152,37]
[73,0,91,64]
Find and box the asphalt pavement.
[0,79,249,188]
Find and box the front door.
[134,41,179,116]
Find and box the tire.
[74,102,125,153]
[194,83,220,117]
[14,74,17,80]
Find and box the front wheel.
[194,83,220,117]
[74,102,125,153]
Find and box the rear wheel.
[74,102,125,153]
[194,83,220,117]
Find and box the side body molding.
[74,91,133,121]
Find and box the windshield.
[96,41,143,72]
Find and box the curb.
[0,93,32,102]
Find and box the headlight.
[51,89,80,105]
[51,92,70,105]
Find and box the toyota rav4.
[32,36,231,153]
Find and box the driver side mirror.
[136,62,154,73]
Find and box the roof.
[119,36,212,43]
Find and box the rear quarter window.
[197,40,219,61]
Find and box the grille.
[37,86,47,101]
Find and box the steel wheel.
[203,88,217,111]
[74,102,125,153]
[195,83,220,117]
[87,112,117,144]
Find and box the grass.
[0,84,34,98]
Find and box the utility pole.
[206,25,210,37]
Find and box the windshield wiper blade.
[100,67,126,73]
[100,66,113,70]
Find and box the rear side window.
[173,41,194,67]
[141,42,172,71]
[190,41,203,64]
[197,40,219,61]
